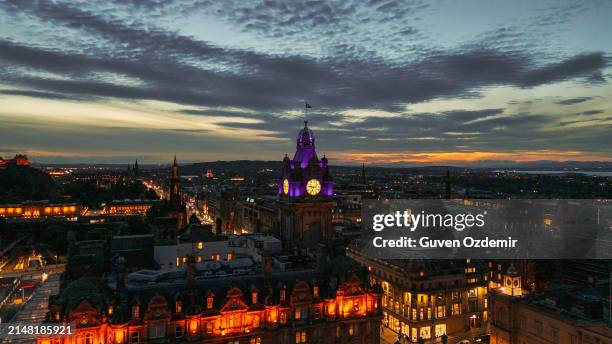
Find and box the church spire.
[445,170,451,199]
[362,161,366,183]
[170,155,181,207]
[172,155,178,179]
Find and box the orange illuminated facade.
[0,202,81,219]
[39,275,382,344]
[0,154,30,169]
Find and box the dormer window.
[294,307,301,320]
[132,305,140,319]
[252,290,258,304]
[313,286,319,298]
[207,295,214,309]
[175,300,182,313]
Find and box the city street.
[1,274,61,344]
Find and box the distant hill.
[0,165,57,203]
[38,160,612,173]
[493,160,612,171]
[175,159,612,176]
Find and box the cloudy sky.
[0,0,610,165]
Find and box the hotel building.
[348,248,490,342]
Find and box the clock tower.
[278,121,333,250]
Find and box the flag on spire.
[305,101,312,109]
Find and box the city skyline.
[1,0,611,165]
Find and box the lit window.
[197,242,203,250]
[132,305,140,319]
[294,307,301,320]
[435,324,446,337]
[295,331,307,343]
[420,326,431,340]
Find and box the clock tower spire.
[278,120,334,250]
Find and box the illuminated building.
[102,200,157,216]
[489,266,611,344]
[39,258,383,344]
[70,171,131,189]
[278,121,334,249]
[0,202,81,219]
[210,189,239,234]
[235,197,279,234]
[0,154,30,169]
[348,249,489,342]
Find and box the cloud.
[557,97,594,105]
[0,89,72,100]
[519,52,608,87]
[559,116,612,127]
[577,110,604,116]
[0,0,610,163]
[1,1,609,114]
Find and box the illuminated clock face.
[282,179,289,195]
[306,179,321,196]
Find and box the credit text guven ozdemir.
[371,210,518,249]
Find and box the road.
[380,325,490,344]
[0,265,66,279]
[1,244,58,275]
[1,274,61,344]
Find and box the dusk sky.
[0,0,610,165]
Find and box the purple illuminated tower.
[279,121,333,198]
[278,121,334,249]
